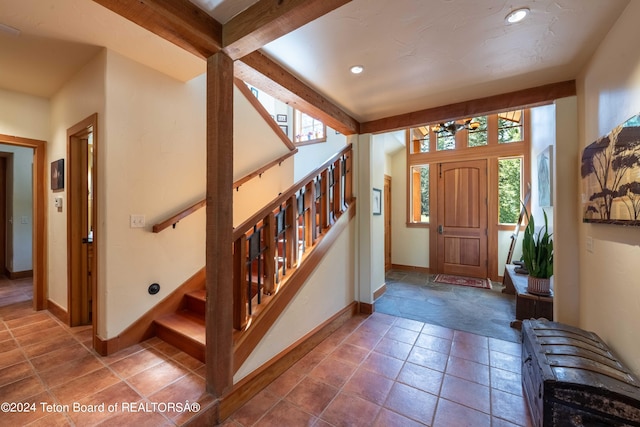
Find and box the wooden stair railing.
[232,144,353,332]
[152,144,353,366]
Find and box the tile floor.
[0,277,212,426]
[1,276,533,426]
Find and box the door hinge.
[439,163,442,178]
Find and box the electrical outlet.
[586,236,593,253]
[130,214,146,228]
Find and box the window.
[410,126,430,153]
[498,157,523,223]
[410,165,430,223]
[498,110,523,144]
[436,133,455,151]
[468,116,488,147]
[294,110,326,145]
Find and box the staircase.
[154,289,206,362]
[148,145,353,369]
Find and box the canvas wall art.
[581,113,640,226]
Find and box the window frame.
[406,110,530,228]
[293,110,327,146]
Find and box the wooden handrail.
[233,144,352,240]
[152,200,206,233]
[233,150,297,190]
[152,147,300,233]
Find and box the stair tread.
[155,311,205,344]
[185,289,206,301]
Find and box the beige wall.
[577,0,640,373]
[49,50,106,311]
[235,218,356,382]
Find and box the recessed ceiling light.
[505,8,530,24]
[0,22,20,37]
[350,65,364,75]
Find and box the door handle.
[438,225,444,234]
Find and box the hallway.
[0,277,532,426]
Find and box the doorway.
[67,114,97,329]
[436,159,488,278]
[0,157,6,274]
[0,135,46,310]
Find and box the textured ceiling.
[0,0,630,122]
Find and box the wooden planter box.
[522,319,640,426]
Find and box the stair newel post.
[286,196,297,269]
[305,181,315,246]
[333,158,343,219]
[233,235,248,331]
[263,212,276,295]
[320,170,329,230]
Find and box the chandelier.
[432,118,481,135]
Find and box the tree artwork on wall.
[581,113,640,225]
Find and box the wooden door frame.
[66,114,98,337]
[0,134,47,310]
[384,175,392,271]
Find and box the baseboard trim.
[391,264,430,274]
[373,284,387,300]
[95,268,206,356]
[359,302,374,314]
[6,269,33,279]
[219,301,359,421]
[47,299,69,324]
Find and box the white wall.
[293,128,348,182]
[234,217,356,382]
[49,50,106,311]
[0,89,50,140]
[577,0,640,373]
[389,147,430,269]
[0,145,33,273]
[530,104,556,228]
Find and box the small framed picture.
[279,125,288,135]
[277,114,287,123]
[251,87,258,98]
[51,159,64,191]
[372,188,382,215]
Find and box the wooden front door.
[436,159,488,278]
[384,175,391,271]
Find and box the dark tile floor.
[376,270,521,343]
[2,273,532,426]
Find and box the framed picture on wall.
[373,188,382,215]
[277,114,287,122]
[51,159,64,191]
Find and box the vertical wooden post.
[333,159,343,216]
[320,170,329,229]
[233,236,247,331]
[263,212,276,294]
[205,52,234,397]
[286,196,296,268]
[344,151,353,204]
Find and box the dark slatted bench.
[522,319,640,426]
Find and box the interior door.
[68,130,91,326]
[0,157,6,275]
[436,159,488,278]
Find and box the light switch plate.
[130,214,145,228]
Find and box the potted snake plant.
[522,210,553,295]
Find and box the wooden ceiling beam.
[223,0,352,60]
[360,80,577,134]
[236,51,360,135]
[92,0,223,59]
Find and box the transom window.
[407,109,528,226]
